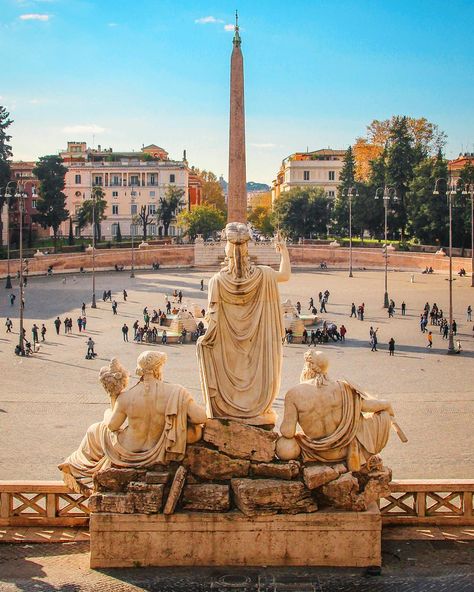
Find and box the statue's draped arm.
[107,397,127,432]
[275,240,291,283]
[280,393,298,439]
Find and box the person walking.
[350,303,357,318]
[123,289,128,302]
[166,301,171,315]
[10,293,16,306]
[5,318,12,333]
[32,324,39,345]
[133,320,139,339]
[401,301,406,316]
[161,329,168,345]
[41,323,47,341]
[427,331,433,348]
[112,300,118,315]
[302,328,308,344]
[81,302,86,315]
[467,306,472,322]
[86,337,95,358]
[320,298,327,313]
[443,321,449,339]
[296,301,302,315]
[54,317,61,335]
[370,330,378,352]
[340,325,347,341]
[77,316,83,332]
[452,319,457,336]
[200,279,204,291]
[82,316,87,331]
[308,297,314,311]
[178,290,183,304]
[122,323,129,342]
[388,338,395,356]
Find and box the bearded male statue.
[276,350,398,471]
[197,222,290,425]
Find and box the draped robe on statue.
[197,265,285,425]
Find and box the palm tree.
[76,186,107,241]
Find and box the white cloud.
[62,124,105,134]
[224,24,234,32]
[195,16,223,24]
[19,13,50,21]
[108,22,118,27]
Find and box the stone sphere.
[276,436,301,461]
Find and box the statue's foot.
[276,436,301,461]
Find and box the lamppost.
[434,178,458,354]
[461,183,474,288]
[130,189,137,278]
[16,181,33,355]
[91,186,98,309]
[343,186,359,278]
[1,181,17,289]
[375,186,397,308]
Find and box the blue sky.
[1,0,473,183]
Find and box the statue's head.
[223,222,253,279]
[136,350,167,380]
[99,358,129,397]
[300,350,329,385]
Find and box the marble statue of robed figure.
[197,222,290,426]
[59,352,207,495]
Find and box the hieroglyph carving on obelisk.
[227,11,247,224]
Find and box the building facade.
[60,143,200,240]
[271,148,345,203]
[448,152,474,182]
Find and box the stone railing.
[1,479,473,527]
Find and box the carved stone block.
[303,465,339,490]
[146,471,171,485]
[89,493,135,514]
[321,473,359,510]
[231,478,318,516]
[131,486,164,514]
[251,460,300,480]
[182,484,230,512]
[93,468,140,493]
[164,466,187,515]
[184,444,250,480]
[203,419,278,462]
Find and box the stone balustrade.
[1,479,472,527]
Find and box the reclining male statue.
[276,350,399,471]
[59,351,207,495]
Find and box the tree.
[273,187,331,240]
[247,205,274,236]
[367,116,446,155]
[115,222,122,242]
[75,186,107,241]
[406,152,449,246]
[137,204,153,241]
[453,160,474,252]
[197,170,226,213]
[177,204,225,239]
[158,186,184,236]
[68,216,75,246]
[0,106,13,242]
[332,146,356,236]
[33,155,69,251]
[353,138,383,182]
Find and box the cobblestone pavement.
[0,540,473,591]
[0,268,473,480]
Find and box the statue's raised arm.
[274,231,291,283]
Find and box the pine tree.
[115,222,122,242]
[33,155,69,252]
[68,216,75,245]
[332,146,356,236]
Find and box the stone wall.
[194,240,280,267]
[0,245,194,277]
[288,245,472,274]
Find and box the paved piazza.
[0,266,473,481]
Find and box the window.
[148,204,156,215]
[327,190,335,198]
[94,176,103,186]
[149,174,156,186]
[149,224,157,236]
[111,175,121,186]
[329,170,335,181]
[303,170,310,181]
[32,200,37,209]
[112,191,118,197]
[32,186,37,196]
[130,175,139,186]
[149,191,155,197]
[75,174,81,184]
[170,174,175,183]
[112,205,119,215]
[131,204,137,215]
[130,224,138,236]
[75,226,81,237]
[111,223,119,237]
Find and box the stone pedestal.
[90,504,381,568]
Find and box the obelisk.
[227,12,247,223]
